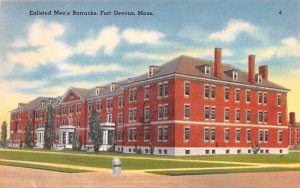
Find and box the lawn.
[1,148,299,175]
[0,149,239,170]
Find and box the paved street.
[0,165,299,188]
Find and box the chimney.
[214,48,222,78]
[290,112,296,125]
[248,55,255,84]
[259,65,268,81]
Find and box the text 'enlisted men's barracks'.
[9,48,299,156]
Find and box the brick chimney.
[248,55,255,84]
[259,65,268,81]
[214,48,222,79]
[290,112,296,125]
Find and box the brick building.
[9,48,290,155]
[288,112,300,148]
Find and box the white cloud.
[11,39,27,48]
[209,19,266,42]
[57,63,123,76]
[124,48,232,61]
[252,37,300,60]
[75,26,120,56]
[8,19,73,68]
[122,28,165,45]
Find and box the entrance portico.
[35,128,44,148]
[99,122,115,151]
[59,126,75,149]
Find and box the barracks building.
[10,48,296,155]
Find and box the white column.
[104,130,108,145]
[66,131,69,144]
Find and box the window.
[264,130,268,142]
[278,112,282,124]
[224,129,229,142]
[205,107,210,120]
[184,127,190,141]
[211,107,216,120]
[88,103,92,112]
[69,105,73,114]
[76,118,80,127]
[107,113,112,123]
[133,90,137,101]
[118,96,124,108]
[204,85,209,98]
[144,86,150,100]
[258,111,263,123]
[263,93,268,104]
[263,112,268,123]
[224,108,229,121]
[158,106,164,119]
[258,92,262,104]
[96,100,101,111]
[117,130,123,141]
[236,129,240,142]
[118,113,123,124]
[144,107,150,122]
[246,90,251,103]
[163,127,168,141]
[164,82,168,97]
[128,129,133,141]
[164,104,168,119]
[211,128,215,141]
[224,87,229,101]
[235,89,240,102]
[158,127,163,141]
[204,128,209,141]
[69,118,73,126]
[76,104,81,113]
[246,110,251,122]
[232,70,238,80]
[106,98,113,109]
[256,74,262,83]
[144,128,149,141]
[184,82,190,96]
[259,130,264,142]
[158,83,163,98]
[205,65,210,75]
[96,87,100,95]
[236,109,240,122]
[133,109,137,121]
[277,94,282,106]
[211,86,216,99]
[246,129,251,142]
[184,105,190,119]
[129,90,133,102]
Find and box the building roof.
[125,55,289,91]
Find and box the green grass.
[0,161,89,173]
[0,149,239,170]
[150,167,300,176]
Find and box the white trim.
[148,120,288,129]
[118,146,289,156]
[124,73,288,93]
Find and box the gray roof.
[71,87,90,98]
[124,55,289,91]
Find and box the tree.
[25,119,32,148]
[89,108,103,152]
[44,105,55,149]
[1,121,7,147]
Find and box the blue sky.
[0,0,299,122]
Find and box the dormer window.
[204,65,210,75]
[148,66,154,77]
[111,84,115,91]
[232,70,238,80]
[96,87,100,95]
[128,78,132,82]
[256,74,262,84]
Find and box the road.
[0,165,299,188]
